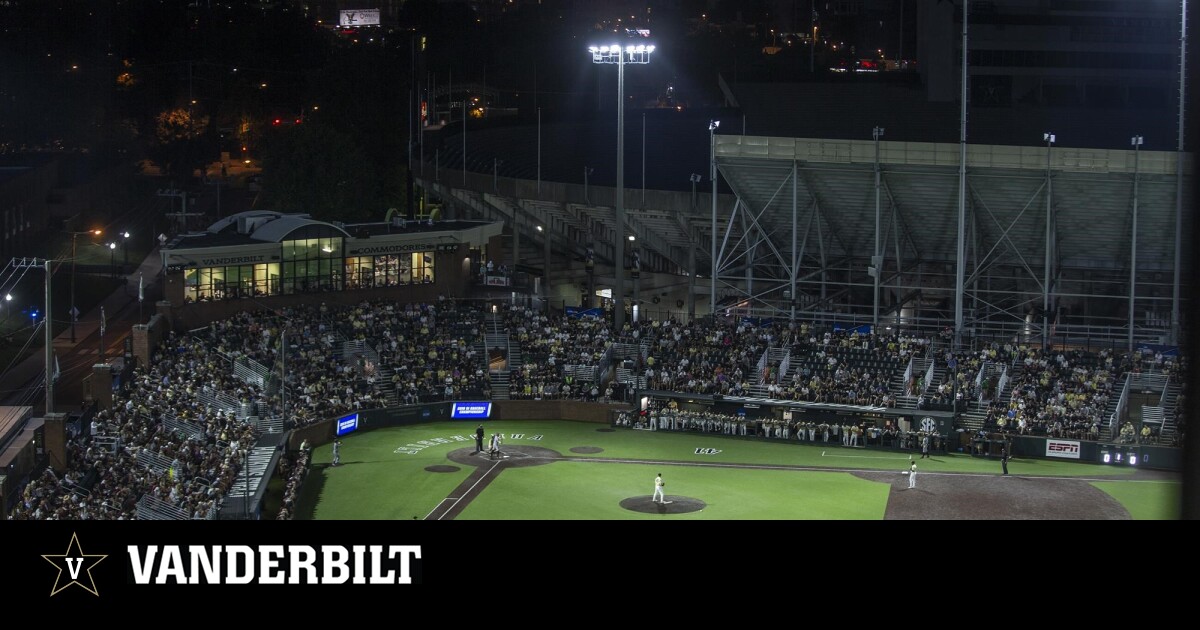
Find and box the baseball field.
[293,420,1181,520]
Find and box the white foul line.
[423,498,453,521]
[437,460,501,520]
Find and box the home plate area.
[620,496,707,514]
[445,445,560,468]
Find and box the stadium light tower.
[588,41,654,330]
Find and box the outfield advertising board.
[335,413,360,436]
[450,402,492,419]
[1046,439,1081,459]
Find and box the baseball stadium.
[0,2,1194,522]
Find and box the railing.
[135,448,173,474]
[756,349,769,382]
[163,414,205,441]
[610,342,642,361]
[232,360,264,388]
[996,366,1009,402]
[135,494,191,521]
[902,357,913,394]
[1109,374,1132,435]
[778,350,791,383]
[923,360,936,395]
[564,364,599,382]
[91,435,121,453]
[195,387,240,414]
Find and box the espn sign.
[1045,439,1081,459]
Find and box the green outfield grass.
[1090,481,1182,520]
[298,420,1151,520]
[456,463,890,520]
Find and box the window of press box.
[344,252,435,288]
[184,263,280,302]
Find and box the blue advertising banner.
[335,413,360,436]
[450,402,492,419]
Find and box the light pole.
[709,120,720,317]
[872,126,885,331]
[108,242,117,279]
[589,41,654,331]
[1043,132,1055,349]
[122,231,130,269]
[583,166,594,204]
[68,228,102,343]
[1129,134,1143,352]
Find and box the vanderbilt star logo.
[42,533,107,596]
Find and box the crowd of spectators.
[506,305,611,400]
[981,346,1118,439]
[275,447,310,520]
[10,330,262,520]
[15,294,1193,521]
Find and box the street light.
[68,228,102,342]
[589,40,654,331]
[108,242,117,279]
[122,231,131,269]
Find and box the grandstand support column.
[1172,0,1187,345]
[688,231,696,321]
[872,126,884,330]
[791,160,798,324]
[512,203,520,274]
[543,221,552,311]
[1129,135,1143,352]
[954,0,970,349]
[1043,133,1055,349]
[816,200,827,323]
[632,249,640,323]
[614,52,626,331]
[537,107,542,199]
[280,328,287,415]
[688,174,700,321]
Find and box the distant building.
[159,211,503,326]
[0,155,57,261]
[918,0,1179,110]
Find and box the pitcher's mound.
[620,496,706,514]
